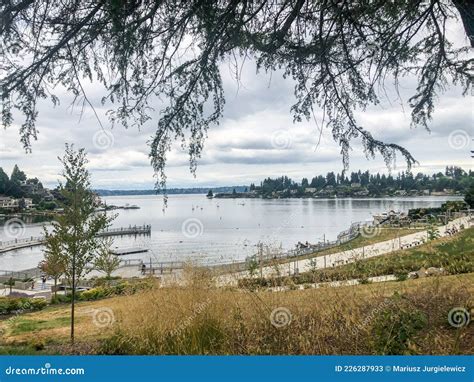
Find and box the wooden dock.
[112,247,149,256]
[0,224,151,254]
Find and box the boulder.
[416,267,427,278]
[408,271,418,279]
[426,267,446,276]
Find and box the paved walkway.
[215,216,471,286]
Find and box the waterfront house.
[0,196,33,210]
[0,196,17,209]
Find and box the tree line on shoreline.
[0,164,58,211]
[215,166,473,199]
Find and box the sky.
[0,16,472,190]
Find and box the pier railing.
[115,220,371,274]
[0,224,151,253]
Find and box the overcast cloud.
[0,18,472,190]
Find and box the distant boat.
[122,203,140,210]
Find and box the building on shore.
[0,195,33,210]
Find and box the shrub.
[79,286,112,301]
[91,276,122,287]
[370,296,427,354]
[75,280,154,302]
[51,294,70,305]
[0,297,47,315]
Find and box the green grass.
[292,227,474,284]
[9,316,72,335]
[0,345,50,355]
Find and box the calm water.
[0,194,460,271]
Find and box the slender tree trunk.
[71,252,76,344]
[71,186,78,344]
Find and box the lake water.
[0,194,461,271]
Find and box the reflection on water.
[0,194,461,271]
[0,214,53,225]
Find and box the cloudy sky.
[0,19,472,190]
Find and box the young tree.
[1,1,472,190]
[46,145,114,343]
[247,255,259,278]
[427,224,441,241]
[39,233,66,299]
[94,239,120,279]
[206,189,213,198]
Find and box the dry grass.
[102,272,474,355]
[1,271,472,355]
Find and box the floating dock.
[111,247,149,256]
